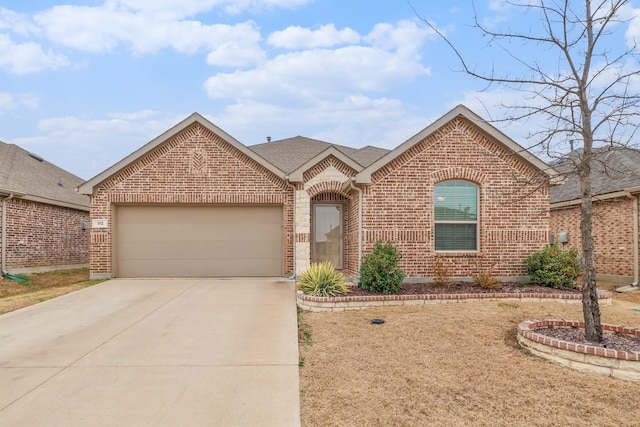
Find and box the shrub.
[433,255,452,288]
[472,254,500,290]
[525,245,582,289]
[358,241,405,294]
[297,261,351,297]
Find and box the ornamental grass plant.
[297,261,351,297]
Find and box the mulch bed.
[538,327,640,352]
[346,281,582,296]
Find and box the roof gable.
[355,105,558,184]
[250,136,389,175]
[288,146,363,183]
[0,141,88,210]
[79,113,286,195]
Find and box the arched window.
[434,180,478,251]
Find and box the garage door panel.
[119,241,282,260]
[116,206,283,277]
[118,258,283,278]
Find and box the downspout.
[285,177,296,280]
[1,194,14,274]
[350,180,363,273]
[632,194,639,287]
[617,190,639,292]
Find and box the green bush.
[358,241,405,294]
[525,245,582,289]
[297,261,351,297]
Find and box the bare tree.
[416,0,640,342]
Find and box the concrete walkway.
[0,279,300,426]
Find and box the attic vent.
[267,136,272,143]
[28,152,44,162]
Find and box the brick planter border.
[296,289,612,312]
[517,319,640,381]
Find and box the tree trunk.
[579,192,603,343]
[579,134,603,343]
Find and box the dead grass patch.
[299,291,640,426]
[0,268,103,315]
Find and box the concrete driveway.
[0,278,300,426]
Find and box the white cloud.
[213,95,428,150]
[0,92,39,113]
[366,20,435,57]
[0,7,39,36]
[0,34,69,74]
[205,20,432,105]
[202,19,434,149]
[12,111,187,179]
[34,4,266,66]
[268,24,361,49]
[112,0,313,16]
[205,45,430,103]
[626,7,640,48]
[0,93,16,113]
[18,93,39,110]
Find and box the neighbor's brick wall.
[90,122,293,277]
[550,197,636,278]
[4,198,89,269]
[363,117,550,278]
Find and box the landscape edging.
[517,319,640,381]
[296,289,612,312]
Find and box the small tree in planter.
[359,241,405,294]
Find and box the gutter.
[617,188,640,292]
[1,194,15,274]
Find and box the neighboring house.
[550,148,640,285]
[78,105,556,281]
[0,141,90,274]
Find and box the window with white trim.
[434,180,478,251]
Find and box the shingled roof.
[249,136,389,174]
[0,141,88,210]
[550,147,640,204]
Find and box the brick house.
[79,105,556,281]
[0,141,90,274]
[550,148,640,285]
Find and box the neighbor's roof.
[0,141,89,210]
[249,136,389,174]
[550,147,640,204]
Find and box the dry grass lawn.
[298,285,640,427]
[0,268,101,315]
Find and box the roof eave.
[79,113,286,195]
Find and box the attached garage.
[114,205,283,278]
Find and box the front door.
[313,204,343,269]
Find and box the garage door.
[115,205,283,278]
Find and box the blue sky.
[1,0,639,179]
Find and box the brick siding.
[361,117,550,278]
[90,116,551,281]
[550,197,636,278]
[3,198,89,269]
[90,122,293,277]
